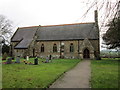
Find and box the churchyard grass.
[2,58,80,88]
[101,58,120,60]
[91,58,119,88]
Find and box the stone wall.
[35,40,79,59]
[35,39,99,59]
[11,39,100,59]
[61,41,78,59]
[90,39,100,59]
[11,42,19,57]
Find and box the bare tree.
[0,15,13,44]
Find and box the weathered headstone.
[15,56,20,63]
[49,55,52,62]
[46,56,49,63]
[34,57,38,65]
[7,58,12,64]
[26,56,29,61]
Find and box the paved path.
[50,60,91,88]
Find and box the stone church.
[11,10,100,59]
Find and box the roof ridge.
[42,22,95,27]
[19,22,95,29]
[19,25,39,29]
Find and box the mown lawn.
[2,58,80,88]
[91,59,119,88]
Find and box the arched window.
[70,43,74,52]
[41,44,44,52]
[53,44,57,52]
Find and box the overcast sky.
[0,0,117,50]
[0,0,97,27]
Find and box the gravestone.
[16,56,20,63]
[26,56,29,61]
[7,58,12,64]
[34,57,38,65]
[49,55,52,62]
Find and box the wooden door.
[83,48,90,59]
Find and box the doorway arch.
[83,48,90,59]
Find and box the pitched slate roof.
[11,22,98,49]
[14,39,33,49]
[36,22,98,41]
[11,27,38,49]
